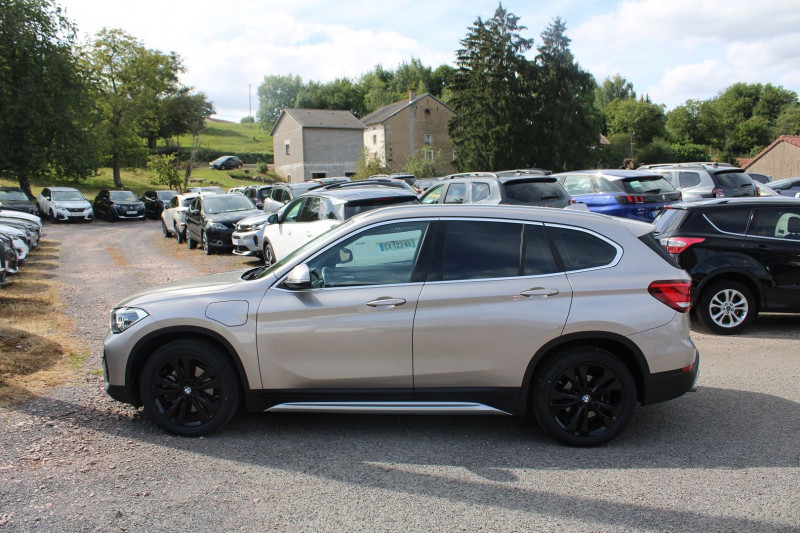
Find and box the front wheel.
[202,231,213,255]
[174,223,184,244]
[49,210,57,224]
[186,230,197,249]
[533,348,636,447]
[161,220,170,237]
[138,339,240,437]
[263,242,276,266]
[695,280,755,335]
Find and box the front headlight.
[208,222,227,231]
[110,307,149,334]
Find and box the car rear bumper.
[641,351,699,404]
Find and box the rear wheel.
[186,230,197,249]
[533,348,636,447]
[696,280,755,335]
[138,339,240,437]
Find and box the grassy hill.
[0,120,276,199]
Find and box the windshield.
[249,219,357,280]
[621,177,675,194]
[110,191,138,202]
[52,190,84,201]
[0,190,29,201]
[158,190,178,200]
[715,171,754,188]
[204,195,255,214]
[504,179,566,202]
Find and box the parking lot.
[1,219,799,532]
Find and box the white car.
[160,193,200,243]
[0,225,29,261]
[231,213,271,257]
[36,187,93,223]
[0,210,42,237]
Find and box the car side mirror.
[267,213,278,224]
[284,264,311,290]
[256,202,263,209]
[189,208,199,215]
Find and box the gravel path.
[1,220,799,532]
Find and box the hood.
[237,213,270,225]
[116,269,250,307]
[0,210,41,225]
[52,200,91,209]
[206,209,262,224]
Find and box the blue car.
[554,169,682,222]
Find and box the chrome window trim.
[702,211,750,237]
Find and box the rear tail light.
[648,280,692,312]
[568,197,576,205]
[661,236,705,254]
[616,195,645,204]
[712,188,725,197]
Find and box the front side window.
[280,198,305,223]
[305,221,428,287]
[420,184,444,204]
[750,207,800,239]
[443,183,467,204]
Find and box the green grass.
[169,120,273,156]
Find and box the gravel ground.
[0,219,799,532]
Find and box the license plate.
[126,211,137,215]
[379,239,417,251]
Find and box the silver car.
[103,205,699,446]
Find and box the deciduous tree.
[256,74,303,130]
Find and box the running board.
[264,401,512,415]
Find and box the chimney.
[409,90,416,102]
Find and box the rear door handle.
[366,297,407,308]
[520,288,560,298]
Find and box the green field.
[1,120,276,199]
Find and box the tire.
[695,280,755,335]
[202,231,213,255]
[106,209,115,222]
[138,339,240,437]
[186,231,197,249]
[174,223,184,244]
[161,220,170,237]
[533,347,636,447]
[49,210,57,224]
[263,242,276,266]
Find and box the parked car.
[0,233,19,277]
[103,204,698,445]
[228,186,248,194]
[765,177,800,197]
[0,187,38,215]
[36,187,93,223]
[93,190,146,222]
[0,224,29,261]
[640,163,758,201]
[230,213,271,257]
[141,190,178,219]
[653,197,800,334]
[0,210,42,237]
[755,182,780,197]
[187,186,225,195]
[420,174,571,208]
[0,217,40,248]
[258,185,420,265]
[185,193,261,254]
[242,185,273,209]
[209,156,243,170]
[553,169,681,222]
[412,178,442,192]
[261,181,324,214]
[494,168,552,177]
[160,193,199,243]
[748,173,772,184]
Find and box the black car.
[654,197,800,334]
[185,193,261,254]
[242,185,273,209]
[0,187,37,215]
[209,155,243,170]
[141,189,178,219]
[93,190,146,222]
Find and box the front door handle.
[366,297,407,308]
[520,287,560,298]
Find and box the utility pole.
[248,84,252,127]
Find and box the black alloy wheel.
[49,210,57,224]
[263,242,276,266]
[696,280,755,335]
[202,231,213,255]
[139,339,240,436]
[533,348,635,447]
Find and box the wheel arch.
[124,326,251,406]
[521,332,650,413]
[695,269,763,310]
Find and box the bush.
[257,162,269,174]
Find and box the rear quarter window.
[704,209,752,234]
[546,226,618,271]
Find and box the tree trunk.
[17,174,34,200]
[112,153,123,188]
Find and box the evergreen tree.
[533,17,601,170]
[448,4,537,171]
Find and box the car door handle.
[366,297,407,308]
[520,287,560,298]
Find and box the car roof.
[309,187,418,202]
[555,169,664,180]
[667,197,800,209]
[48,186,81,192]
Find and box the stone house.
[738,135,800,180]
[271,109,365,183]
[361,91,456,175]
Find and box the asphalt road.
[0,219,798,532]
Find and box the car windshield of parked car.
[158,191,178,201]
[0,190,28,201]
[204,195,255,214]
[110,191,139,202]
[180,197,195,207]
[343,197,420,219]
[715,171,754,188]
[504,179,566,202]
[52,190,84,201]
[620,177,675,194]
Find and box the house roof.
[360,93,454,126]
[270,108,365,135]
[739,135,800,169]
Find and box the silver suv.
[640,163,757,201]
[420,173,571,208]
[103,205,699,446]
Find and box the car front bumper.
[231,229,261,256]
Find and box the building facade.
[271,109,365,183]
[740,135,800,180]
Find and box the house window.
[373,135,377,145]
[428,150,434,161]
[285,142,290,155]
[424,134,433,145]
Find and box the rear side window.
[441,221,521,280]
[547,226,618,271]
[679,172,702,187]
[471,182,491,202]
[705,209,751,234]
[504,179,566,203]
[750,207,800,239]
[653,207,688,235]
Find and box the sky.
[57,0,800,122]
